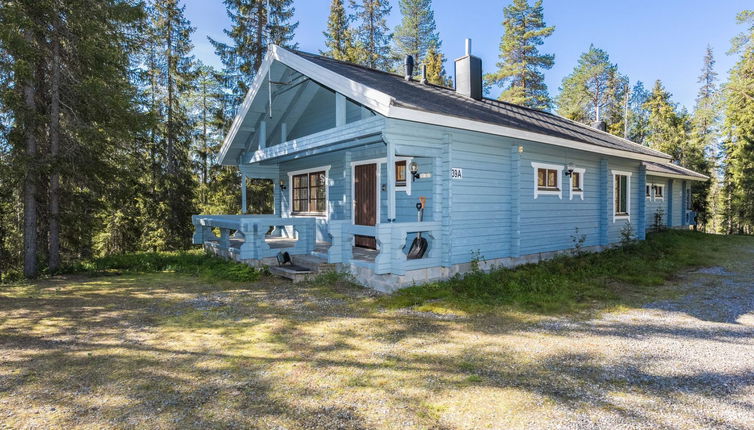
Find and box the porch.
[191,215,442,277]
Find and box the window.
[571,172,582,191]
[531,162,563,199]
[569,167,586,200]
[646,185,651,199]
[654,184,664,199]
[613,172,631,220]
[291,170,327,215]
[395,160,407,187]
[538,168,559,190]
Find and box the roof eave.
[387,105,673,164]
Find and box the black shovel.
[407,198,428,260]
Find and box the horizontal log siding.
[645,176,669,230]
[519,141,601,255]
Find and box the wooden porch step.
[269,266,313,283]
[269,254,335,282]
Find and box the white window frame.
[287,165,331,219]
[653,184,665,201]
[612,170,632,222]
[646,184,652,200]
[569,167,586,200]
[531,162,563,199]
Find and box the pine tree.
[484,0,555,110]
[350,0,392,70]
[626,81,650,144]
[210,0,298,114]
[722,10,754,233]
[391,0,440,74]
[556,45,628,134]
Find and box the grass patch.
[63,249,264,283]
[379,231,754,314]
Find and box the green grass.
[64,249,265,283]
[379,230,754,314]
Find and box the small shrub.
[571,227,587,255]
[620,221,635,247]
[653,209,666,232]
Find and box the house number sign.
[451,168,463,179]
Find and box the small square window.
[537,168,559,190]
[395,160,406,187]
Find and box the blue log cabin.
[192,41,708,291]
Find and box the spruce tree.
[391,0,440,75]
[722,10,754,233]
[485,0,555,110]
[643,80,690,164]
[423,44,450,86]
[322,0,359,62]
[556,45,628,135]
[149,0,197,250]
[625,81,650,144]
[350,0,392,70]
[688,46,719,230]
[210,0,298,114]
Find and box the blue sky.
[185,0,750,111]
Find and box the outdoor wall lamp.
[564,162,575,177]
[409,161,420,181]
[279,179,287,190]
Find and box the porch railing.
[192,215,316,260]
[328,220,442,275]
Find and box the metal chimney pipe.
[465,38,472,56]
[420,64,427,84]
[404,55,415,80]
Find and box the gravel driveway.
[521,262,754,429]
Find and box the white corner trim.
[612,170,632,223]
[569,167,586,201]
[531,162,563,199]
[287,165,331,219]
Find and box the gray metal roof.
[643,161,709,181]
[295,51,672,160]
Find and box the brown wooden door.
[354,163,377,249]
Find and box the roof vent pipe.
[420,64,427,84]
[593,120,607,132]
[454,38,483,100]
[404,55,414,81]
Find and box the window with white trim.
[569,168,586,200]
[531,162,563,199]
[288,166,330,216]
[612,171,632,221]
[646,185,652,199]
[653,184,664,200]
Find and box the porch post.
[335,93,346,127]
[241,174,248,214]
[386,136,396,222]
